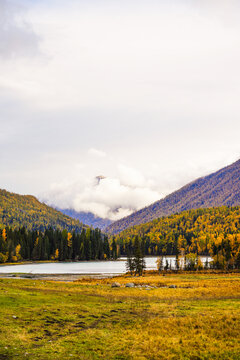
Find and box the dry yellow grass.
[0,273,239,359]
[76,271,240,301]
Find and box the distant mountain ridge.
[59,209,112,230]
[0,189,84,232]
[106,158,240,234]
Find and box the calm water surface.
[0,256,211,275]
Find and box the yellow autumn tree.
[67,233,72,247]
[54,248,59,260]
[0,252,8,263]
[15,244,21,261]
[11,244,21,262]
[2,229,7,241]
[35,237,39,246]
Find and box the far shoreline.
[0,255,201,267]
[0,258,128,267]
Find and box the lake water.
[0,256,211,275]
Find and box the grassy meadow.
[0,272,239,359]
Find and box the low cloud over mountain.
[43,164,161,221]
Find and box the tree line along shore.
[0,207,240,271]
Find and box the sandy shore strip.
[0,273,121,281]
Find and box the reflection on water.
[0,256,212,274]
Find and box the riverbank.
[0,273,118,281]
[0,269,239,282]
[0,273,239,359]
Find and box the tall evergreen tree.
[111,238,117,260]
[133,236,145,276]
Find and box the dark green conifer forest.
[0,227,111,263]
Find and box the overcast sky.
[0,0,240,220]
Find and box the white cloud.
[118,164,146,188]
[43,166,161,221]
[1,0,239,113]
[88,148,106,158]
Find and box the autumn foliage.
[116,206,240,269]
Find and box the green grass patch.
[0,274,239,359]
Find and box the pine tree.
[85,228,92,260]
[111,238,117,260]
[103,236,110,259]
[133,236,145,276]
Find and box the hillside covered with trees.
[0,189,83,232]
[115,206,240,269]
[107,159,240,233]
[0,227,114,263]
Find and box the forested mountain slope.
[115,206,240,269]
[107,159,240,234]
[0,189,83,232]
